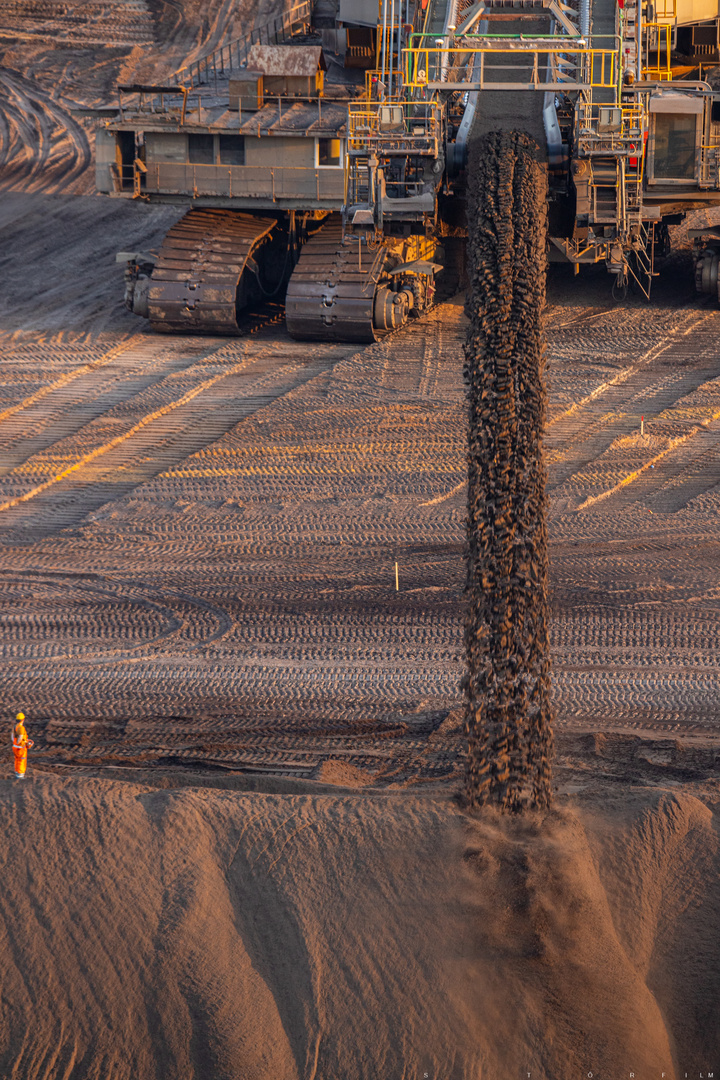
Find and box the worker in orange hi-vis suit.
[12,713,33,779]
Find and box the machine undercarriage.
[98,0,720,340]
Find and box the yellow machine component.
[347,100,441,153]
[670,62,704,75]
[402,42,619,90]
[132,157,147,199]
[643,22,673,80]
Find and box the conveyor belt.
[148,209,276,335]
[285,214,388,343]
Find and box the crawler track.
[286,214,387,343]
[149,210,278,335]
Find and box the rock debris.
[463,131,554,811]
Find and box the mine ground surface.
[2,196,720,796]
[2,7,720,1078]
[3,201,720,1079]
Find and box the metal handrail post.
[381,0,389,89]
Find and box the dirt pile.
[463,131,554,810]
[0,771,718,1078]
[0,773,478,1079]
[463,785,720,1077]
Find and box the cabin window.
[317,138,343,167]
[218,134,245,165]
[188,133,215,164]
[652,112,697,180]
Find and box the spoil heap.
[463,131,554,811]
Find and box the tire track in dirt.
[643,437,720,512]
[546,309,720,494]
[541,268,720,738]
[576,410,720,512]
[0,68,91,193]
[0,334,226,472]
[7,180,720,777]
[0,333,146,429]
[547,316,720,514]
[0,301,468,783]
[179,0,238,67]
[0,0,155,46]
[0,331,360,538]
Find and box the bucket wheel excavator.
[97,0,720,338]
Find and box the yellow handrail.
[347,100,441,152]
[404,45,618,89]
[654,0,676,19]
[643,22,672,80]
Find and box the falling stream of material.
[463,131,554,811]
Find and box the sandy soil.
[2,199,720,772]
[1,0,720,1064]
[0,192,719,1076]
[0,769,718,1078]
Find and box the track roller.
[285,213,435,342]
[695,247,720,299]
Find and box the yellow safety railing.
[133,157,147,199]
[654,0,676,19]
[364,67,407,98]
[620,104,644,139]
[621,136,646,189]
[622,104,644,126]
[403,44,618,89]
[587,49,617,89]
[643,22,672,79]
[624,104,648,187]
[575,104,647,191]
[347,100,441,152]
[577,101,644,136]
[350,104,394,142]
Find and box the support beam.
[546,0,581,37]
[427,80,590,89]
